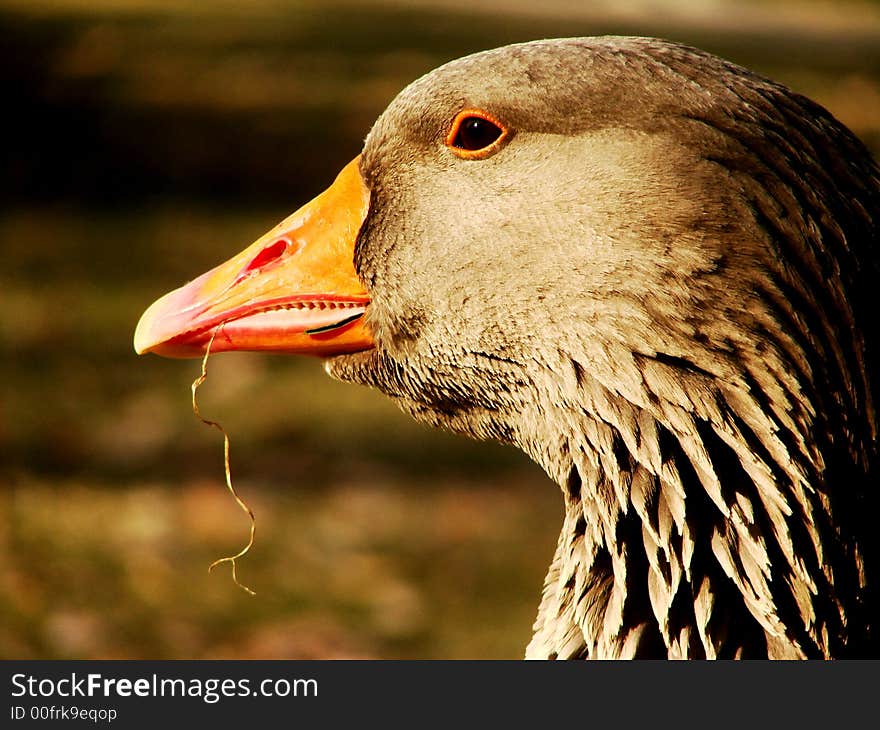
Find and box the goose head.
[135,37,880,659]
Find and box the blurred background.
[2,0,879,659]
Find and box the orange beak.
[133,157,374,358]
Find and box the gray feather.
[327,37,879,658]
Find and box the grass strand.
[191,326,257,596]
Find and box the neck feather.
[522,353,871,659]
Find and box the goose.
[134,37,879,659]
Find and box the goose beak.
[133,157,373,358]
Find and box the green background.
[2,0,879,658]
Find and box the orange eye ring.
[445,109,510,159]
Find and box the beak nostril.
[243,237,291,275]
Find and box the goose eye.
[454,117,502,150]
[446,110,508,158]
